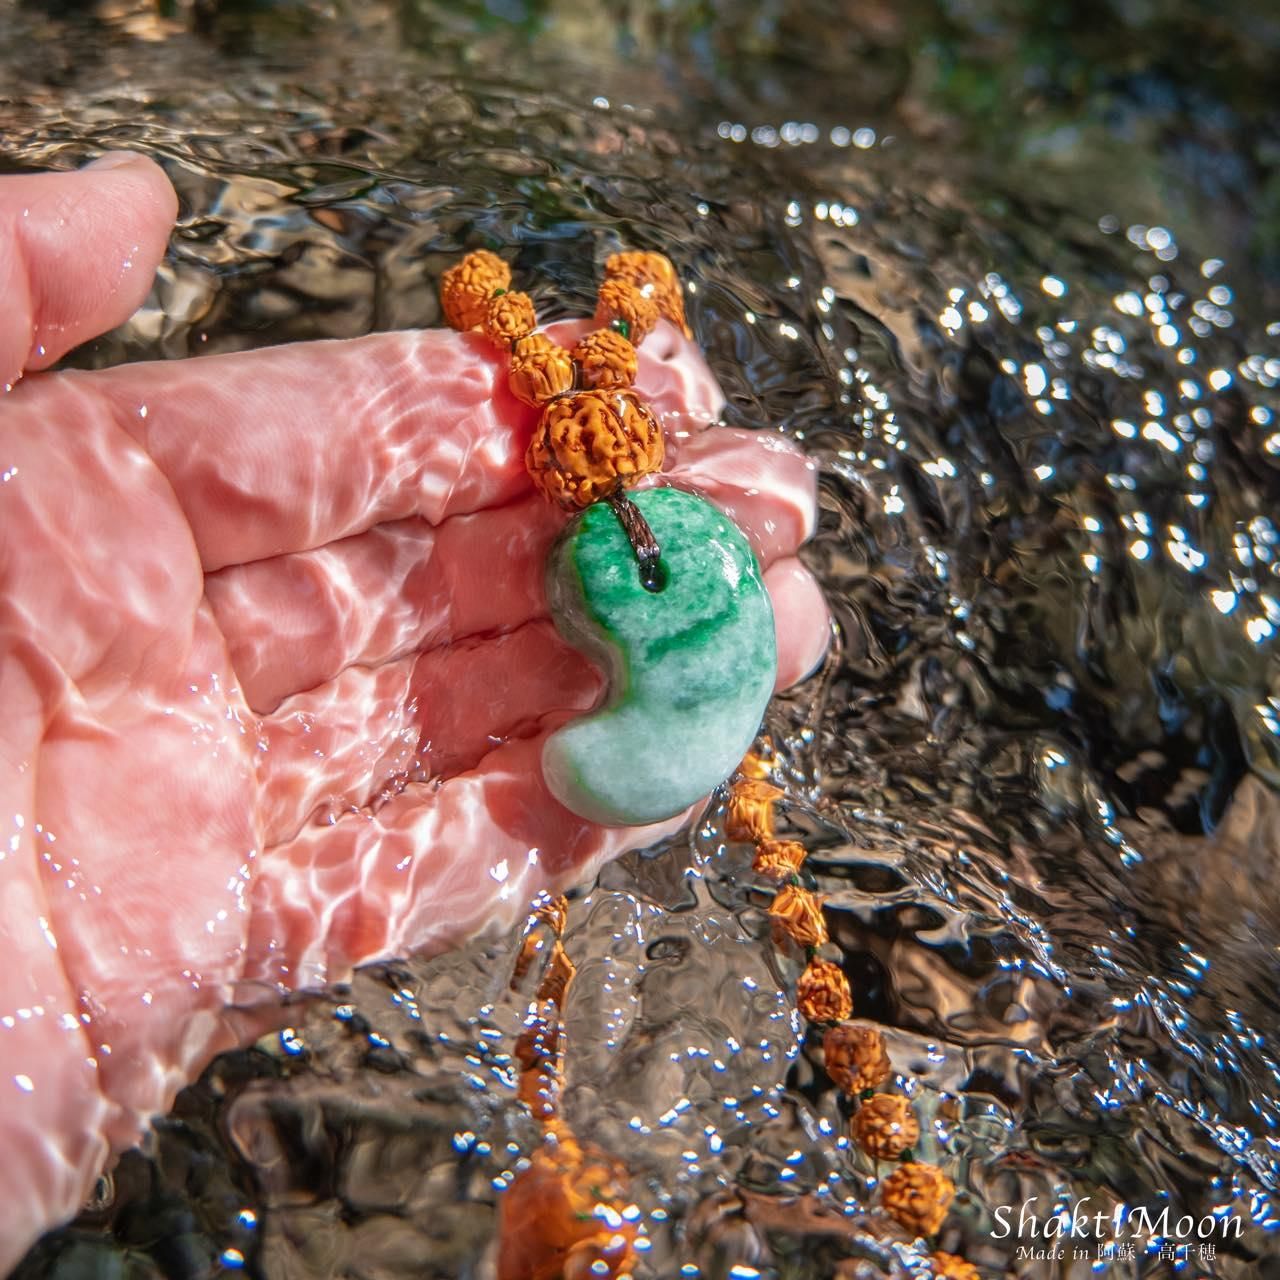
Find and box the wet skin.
[0,154,830,1267]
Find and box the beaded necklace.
[439,251,979,1279]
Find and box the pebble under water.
[3,3,1280,1277]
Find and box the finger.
[243,733,694,994]
[257,620,600,848]
[0,153,176,390]
[206,498,559,714]
[207,431,818,714]
[765,557,832,686]
[256,561,827,850]
[604,317,725,426]
[83,318,721,573]
[662,423,818,562]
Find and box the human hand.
[0,155,830,1268]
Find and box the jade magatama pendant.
[543,487,777,826]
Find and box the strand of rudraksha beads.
[728,752,979,1280]
[440,247,686,524]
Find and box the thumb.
[0,152,177,390]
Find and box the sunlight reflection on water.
[4,2,1280,1276]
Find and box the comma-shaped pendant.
[543,487,777,826]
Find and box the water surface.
[3,2,1279,1276]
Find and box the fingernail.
[84,151,145,172]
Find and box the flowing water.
[3,1,1280,1276]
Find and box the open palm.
[0,155,829,1267]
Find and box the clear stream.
[2,2,1279,1277]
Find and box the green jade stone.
[543,487,777,826]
